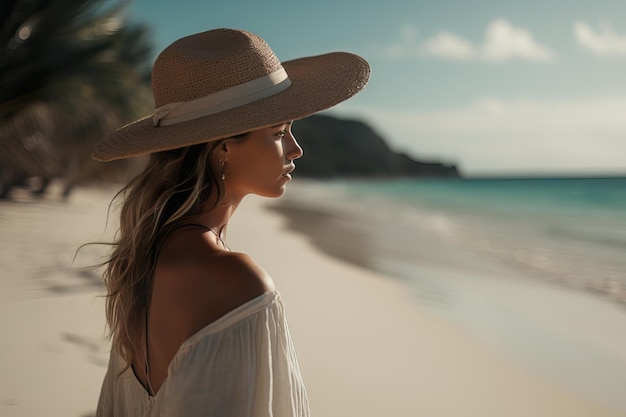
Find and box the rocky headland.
[291,114,460,178]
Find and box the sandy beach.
[0,183,624,417]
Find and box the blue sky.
[126,0,626,176]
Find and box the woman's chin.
[255,185,287,199]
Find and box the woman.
[93,28,369,416]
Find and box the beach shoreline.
[1,184,623,416]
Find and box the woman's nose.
[285,133,303,161]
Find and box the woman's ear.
[213,141,227,160]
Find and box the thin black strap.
[178,223,212,231]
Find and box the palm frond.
[0,0,154,198]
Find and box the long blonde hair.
[103,140,227,367]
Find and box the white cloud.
[481,19,555,62]
[381,19,555,63]
[419,31,475,60]
[339,96,626,175]
[574,21,626,56]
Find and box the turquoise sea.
[324,176,626,306]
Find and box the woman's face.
[222,122,303,200]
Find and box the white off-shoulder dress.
[96,291,310,417]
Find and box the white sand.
[0,186,622,416]
[1,186,115,417]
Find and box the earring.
[219,159,226,181]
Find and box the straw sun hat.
[92,28,370,161]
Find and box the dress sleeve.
[159,294,310,417]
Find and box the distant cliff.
[291,114,460,178]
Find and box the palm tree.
[0,0,153,198]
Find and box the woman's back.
[134,225,275,395]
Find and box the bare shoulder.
[209,250,276,296]
[152,228,275,339]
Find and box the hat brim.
[92,52,370,162]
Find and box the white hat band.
[152,68,292,127]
